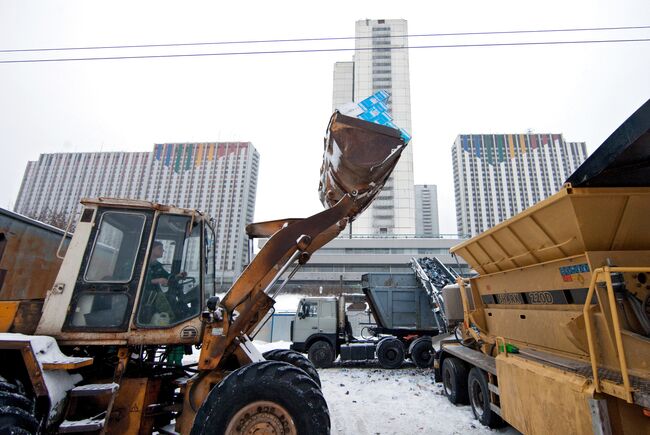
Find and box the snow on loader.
[0,111,408,434]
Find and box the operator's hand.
[177,271,187,279]
[153,277,169,286]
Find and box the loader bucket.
[319,111,407,219]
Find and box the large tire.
[0,406,39,434]
[0,376,38,435]
[190,361,330,435]
[410,337,434,368]
[308,341,334,369]
[468,367,503,428]
[263,349,321,387]
[441,357,469,404]
[376,338,404,369]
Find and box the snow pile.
[320,365,517,435]
[252,340,291,353]
[272,294,303,313]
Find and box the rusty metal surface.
[11,300,43,334]
[319,112,406,216]
[0,208,70,300]
[0,339,50,397]
[246,218,304,238]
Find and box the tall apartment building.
[415,184,439,237]
[453,133,588,237]
[15,142,260,286]
[333,18,415,235]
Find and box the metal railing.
[582,266,649,404]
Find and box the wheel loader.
[0,111,408,434]
[436,99,650,434]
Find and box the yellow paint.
[207,143,215,161]
[519,134,526,153]
[0,302,19,332]
[496,355,594,435]
[195,143,203,166]
[107,378,148,434]
[508,135,515,158]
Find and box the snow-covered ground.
[254,341,518,435]
[322,364,515,435]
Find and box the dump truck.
[435,99,650,434]
[291,262,457,369]
[0,208,71,334]
[0,111,408,434]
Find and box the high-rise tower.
[415,184,439,237]
[15,142,260,287]
[452,133,588,237]
[333,19,415,235]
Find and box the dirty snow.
[253,340,518,435]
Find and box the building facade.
[333,18,415,235]
[15,142,260,286]
[261,235,469,294]
[415,184,439,237]
[452,133,588,237]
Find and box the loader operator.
[141,241,185,325]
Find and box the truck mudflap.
[0,333,92,427]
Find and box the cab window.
[137,214,202,327]
[299,301,318,318]
[84,212,146,282]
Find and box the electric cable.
[0,37,648,64]
[1,24,648,53]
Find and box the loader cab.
[36,199,215,343]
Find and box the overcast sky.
[1,0,649,234]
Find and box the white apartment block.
[333,18,416,235]
[15,142,259,286]
[452,133,588,237]
[415,184,439,237]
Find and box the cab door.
[292,299,319,343]
[317,299,337,334]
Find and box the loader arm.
[199,111,408,370]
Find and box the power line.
[0,38,648,65]
[0,25,649,53]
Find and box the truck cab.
[291,297,339,355]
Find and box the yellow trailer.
[436,99,650,434]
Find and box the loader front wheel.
[190,361,330,435]
[0,406,39,434]
[441,357,468,404]
[263,349,322,387]
[0,376,38,434]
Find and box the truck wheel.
[376,338,404,369]
[190,361,330,435]
[441,357,468,404]
[308,341,334,368]
[468,368,502,428]
[263,349,322,387]
[410,337,434,368]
